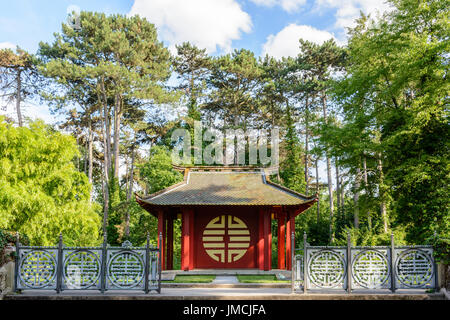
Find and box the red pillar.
[286,212,295,270]
[167,215,174,270]
[264,211,271,271]
[258,208,265,270]
[181,208,194,270]
[189,209,195,270]
[157,210,165,271]
[277,212,286,270]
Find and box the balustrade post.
[390,233,396,293]
[144,232,150,294]
[433,231,439,291]
[346,232,352,294]
[56,233,64,293]
[100,231,107,293]
[303,232,307,294]
[158,232,162,294]
[14,232,19,293]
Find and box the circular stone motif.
[19,250,57,289]
[63,250,100,289]
[352,250,389,289]
[396,249,433,288]
[308,250,345,288]
[202,215,251,264]
[107,251,144,288]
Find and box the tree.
[204,49,262,132]
[297,39,346,241]
[38,11,174,239]
[279,104,306,193]
[0,117,101,245]
[173,42,211,122]
[139,146,183,194]
[332,0,449,243]
[0,47,39,127]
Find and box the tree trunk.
[363,156,371,230]
[113,94,121,178]
[377,155,389,233]
[15,69,23,127]
[125,135,136,238]
[322,93,334,241]
[316,157,320,223]
[101,115,110,237]
[100,80,112,179]
[354,165,361,229]
[88,119,93,202]
[335,157,341,218]
[304,95,309,195]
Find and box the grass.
[163,275,216,283]
[237,275,290,283]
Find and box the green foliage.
[0,118,101,246]
[279,105,306,193]
[138,146,183,194]
[327,0,449,244]
[334,226,407,247]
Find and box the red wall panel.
[194,207,259,269]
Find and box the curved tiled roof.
[136,168,317,206]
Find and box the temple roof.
[136,167,317,207]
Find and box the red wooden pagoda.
[136,167,318,271]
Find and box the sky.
[0,0,392,179]
[0,0,392,122]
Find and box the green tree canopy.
[0,118,101,246]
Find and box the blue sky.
[1,0,391,57]
[0,0,391,123]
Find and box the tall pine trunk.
[354,164,361,229]
[322,93,334,242]
[304,95,309,195]
[125,135,136,238]
[335,157,341,218]
[377,154,388,233]
[363,156,371,229]
[15,69,23,127]
[88,119,93,202]
[113,94,121,178]
[315,157,320,223]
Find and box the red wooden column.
[189,209,195,270]
[257,208,265,270]
[264,211,272,271]
[277,212,286,270]
[157,209,166,271]
[181,208,194,270]
[285,211,296,270]
[166,214,174,270]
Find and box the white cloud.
[128,0,252,54]
[66,4,81,14]
[262,24,336,59]
[249,0,307,13]
[0,42,16,50]
[315,0,392,30]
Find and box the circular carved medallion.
[396,249,433,288]
[63,250,100,289]
[352,250,389,289]
[202,215,250,263]
[19,250,57,288]
[107,251,144,288]
[308,250,345,288]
